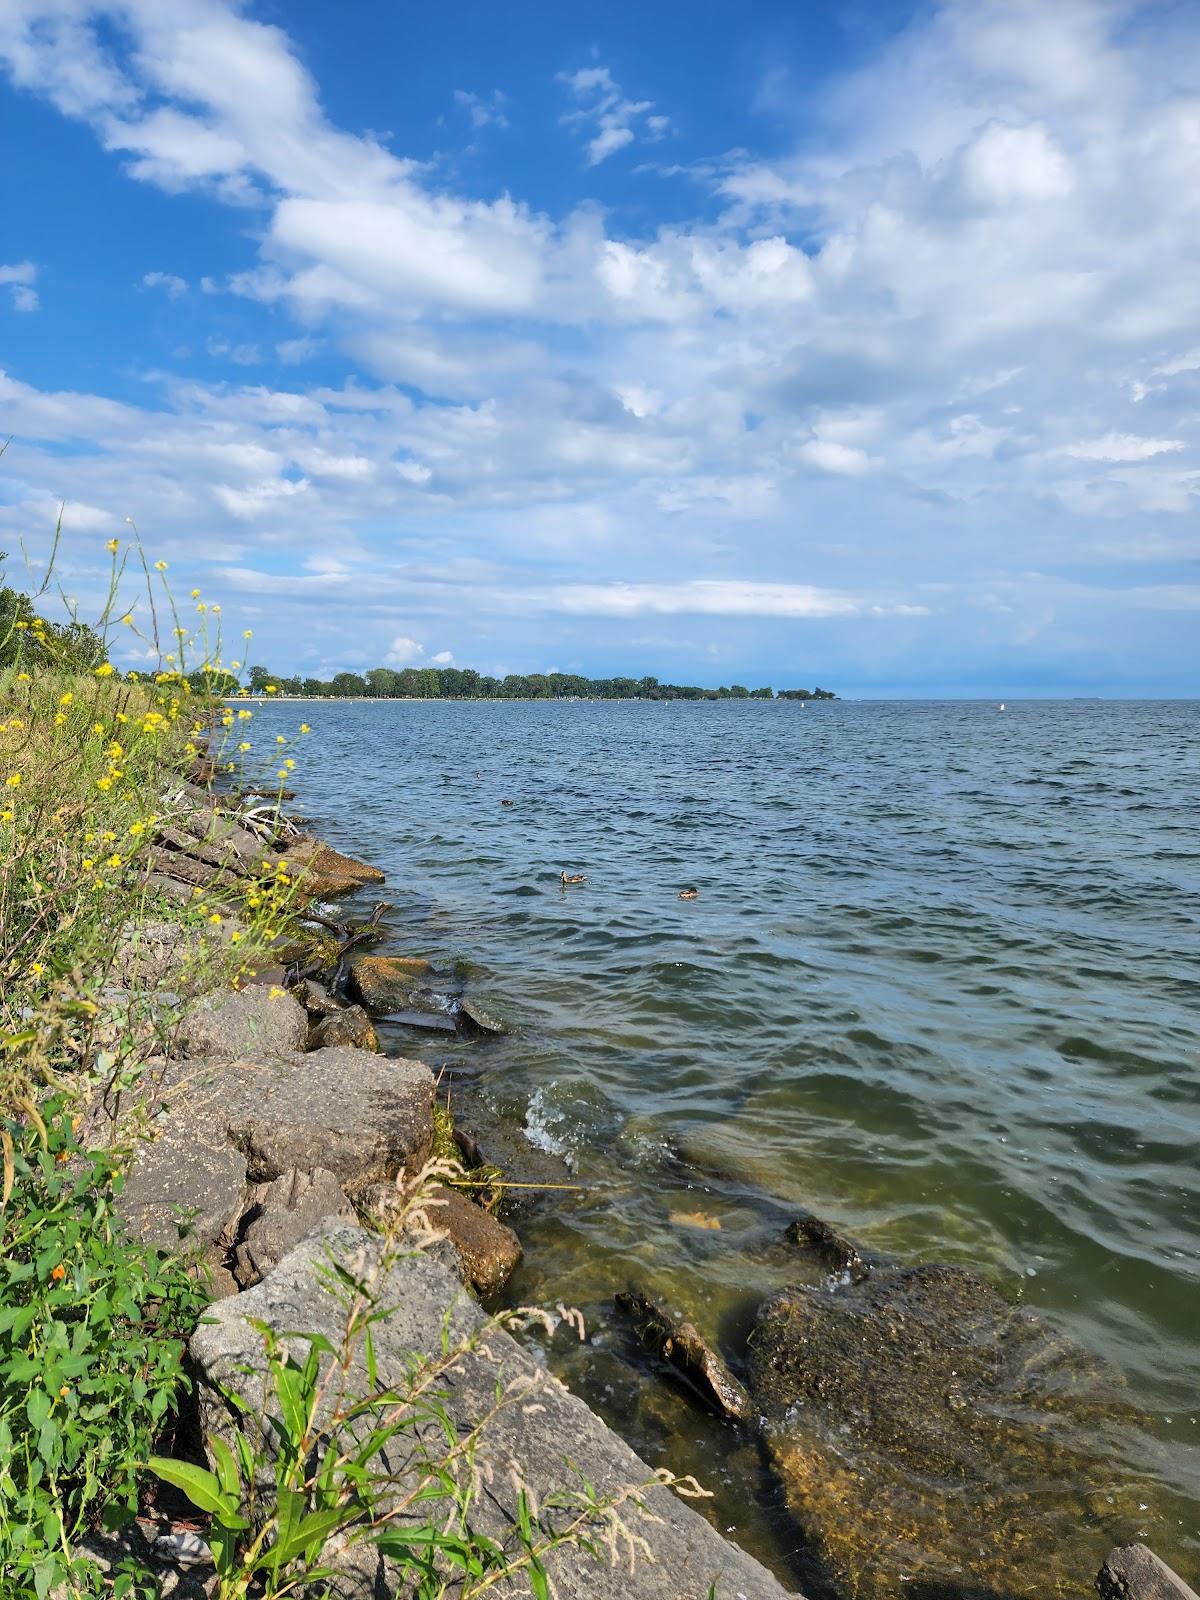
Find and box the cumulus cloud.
[0,0,1198,688]
[558,64,669,165]
[454,88,508,131]
[0,260,38,311]
[386,637,425,664]
[141,269,187,299]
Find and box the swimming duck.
[501,798,514,807]
[561,871,587,886]
[678,886,699,900]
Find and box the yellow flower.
[191,588,201,599]
[299,723,311,734]
[268,987,287,1001]
[237,708,252,720]
[277,768,289,780]
[82,858,95,870]
[276,734,286,745]
[1,809,12,823]
[238,741,251,752]
[54,713,67,726]
[7,718,23,730]
[116,711,128,723]
[107,743,124,760]
[15,672,30,683]
[129,821,145,837]
[59,692,73,706]
[101,831,117,843]
[230,930,242,944]
[91,722,104,735]
[209,912,222,925]
[196,602,207,614]
[14,620,28,631]
[154,560,168,571]
[120,613,134,626]
[243,629,253,639]
[95,663,114,677]
[30,962,44,978]
[107,854,123,869]
[212,604,221,614]
[4,774,21,789]
[284,758,295,770]
[266,684,277,694]
[106,538,120,553]
[95,777,112,792]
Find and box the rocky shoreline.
[81,760,797,1598]
[83,758,1197,1600]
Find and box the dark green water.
[250,697,1199,1591]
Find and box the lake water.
[246,697,1200,1592]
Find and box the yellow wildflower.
[4,774,21,789]
[59,692,73,706]
[299,723,311,734]
[238,741,251,752]
[107,854,123,869]
[82,858,95,870]
[95,777,112,792]
[106,538,119,553]
[16,672,30,683]
[155,560,168,571]
[30,962,44,978]
[121,613,133,626]
[95,663,114,677]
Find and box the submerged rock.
[459,996,506,1035]
[786,1215,869,1281]
[616,1290,749,1420]
[748,1260,1148,1600]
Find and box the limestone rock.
[459,996,505,1035]
[283,837,385,896]
[118,1048,434,1251]
[234,1166,355,1288]
[190,1221,799,1600]
[117,1117,249,1252]
[181,984,308,1059]
[310,1004,380,1052]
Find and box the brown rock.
[283,837,386,893]
[348,954,430,1012]
[310,1004,380,1052]
[786,1214,869,1281]
[359,1181,522,1298]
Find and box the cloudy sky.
[1,0,1198,694]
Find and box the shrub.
[0,1095,208,1598]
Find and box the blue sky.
[1,0,1198,695]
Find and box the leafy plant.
[0,1095,208,1598]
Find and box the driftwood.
[1097,1547,1200,1600]
[289,900,391,986]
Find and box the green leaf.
[145,1456,245,1525]
[209,1435,240,1502]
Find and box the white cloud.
[797,438,871,476]
[141,269,187,299]
[430,649,454,664]
[454,88,508,131]
[1063,434,1185,462]
[386,636,425,664]
[558,64,669,166]
[0,260,38,312]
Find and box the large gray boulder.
[117,1049,434,1251]
[181,985,308,1059]
[191,1221,799,1600]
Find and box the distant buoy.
[999,703,1006,712]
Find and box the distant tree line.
[207,665,837,702]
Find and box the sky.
[1,0,1198,696]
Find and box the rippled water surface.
[251,697,1200,1590]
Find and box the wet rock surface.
[348,953,434,1012]
[749,1260,1149,1600]
[1097,1545,1200,1600]
[616,1290,749,1419]
[786,1215,869,1281]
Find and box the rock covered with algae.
[749,1260,1155,1600]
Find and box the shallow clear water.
[248,697,1200,1590]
